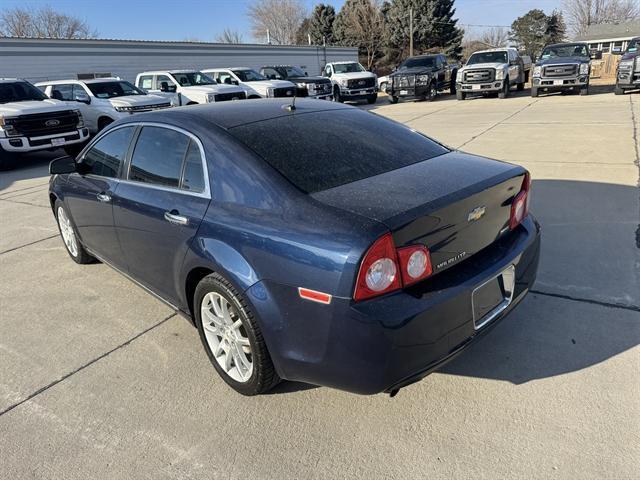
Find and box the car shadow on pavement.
[0,150,61,192]
[441,179,639,385]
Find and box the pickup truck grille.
[11,110,79,137]
[463,69,495,83]
[635,57,640,72]
[214,91,247,102]
[393,75,415,88]
[543,64,578,77]
[347,77,376,89]
[271,87,295,97]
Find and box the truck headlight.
[296,82,307,88]
[74,110,85,128]
[416,75,430,85]
[533,66,541,77]
[0,115,18,136]
[206,93,216,103]
[619,60,633,71]
[495,69,505,80]
[337,78,348,87]
[266,87,274,97]
[579,63,589,75]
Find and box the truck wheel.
[579,85,589,96]
[0,149,18,171]
[456,90,466,101]
[524,71,530,83]
[614,84,624,95]
[517,82,525,91]
[389,95,399,104]
[498,81,510,99]
[379,82,388,93]
[426,82,437,102]
[449,78,457,95]
[531,87,539,98]
[366,94,377,105]
[333,86,343,103]
[97,117,113,132]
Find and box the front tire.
[614,84,625,95]
[54,201,95,264]
[379,82,388,93]
[426,82,437,102]
[0,148,18,171]
[517,82,525,91]
[366,94,377,105]
[531,87,539,97]
[579,85,589,96]
[195,273,280,396]
[450,77,457,95]
[333,86,342,103]
[456,90,466,100]
[498,80,510,99]
[389,95,399,104]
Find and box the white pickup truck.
[36,78,171,133]
[322,61,378,104]
[456,48,530,100]
[135,70,246,106]
[0,79,89,170]
[202,68,296,99]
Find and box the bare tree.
[247,0,307,45]
[334,0,386,70]
[563,0,640,35]
[0,6,97,39]
[480,27,509,48]
[215,28,244,44]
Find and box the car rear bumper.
[247,214,541,394]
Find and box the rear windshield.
[228,109,449,193]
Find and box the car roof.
[329,61,360,64]
[545,42,588,48]
[0,78,23,83]
[35,78,123,85]
[137,70,201,75]
[472,47,516,53]
[117,98,352,130]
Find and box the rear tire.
[614,84,624,95]
[195,273,280,396]
[498,81,510,99]
[456,90,466,100]
[0,148,18,171]
[366,94,377,105]
[54,200,95,264]
[531,87,539,98]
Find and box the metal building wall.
[0,38,358,83]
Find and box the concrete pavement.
[1,89,638,479]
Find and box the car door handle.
[164,210,188,226]
[96,193,111,203]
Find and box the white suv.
[202,68,296,99]
[36,78,171,133]
[0,79,89,170]
[322,61,378,104]
[135,70,246,106]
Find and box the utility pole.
[409,7,414,57]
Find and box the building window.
[601,42,610,53]
[613,41,623,53]
[589,43,599,51]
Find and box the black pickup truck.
[388,54,458,103]
[259,65,333,100]
[614,37,640,95]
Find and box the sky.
[1,0,565,42]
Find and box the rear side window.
[129,126,190,188]
[82,127,135,178]
[181,142,205,193]
[228,109,449,193]
[138,75,153,90]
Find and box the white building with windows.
[575,21,640,54]
[0,37,357,84]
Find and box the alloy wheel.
[201,292,253,383]
[57,206,78,257]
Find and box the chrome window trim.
[78,121,211,200]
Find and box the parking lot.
[1,88,639,479]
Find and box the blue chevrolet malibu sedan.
[49,99,540,396]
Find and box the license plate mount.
[553,80,565,86]
[472,265,515,330]
[51,137,66,146]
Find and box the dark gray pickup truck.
[531,42,593,97]
[614,37,640,95]
[388,54,458,103]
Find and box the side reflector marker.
[298,287,332,305]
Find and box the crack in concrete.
[0,197,49,209]
[0,182,49,198]
[530,289,640,313]
[0,313,177,418]
[629,96,640,250]
[457,99,540,149]
[0,234,59,255]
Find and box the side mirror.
[49,155,77,175]
[591,51,603,60]
[160,81,177,93]
[74,92,91,104]
[232,80,239,85]
[305,71,308,76]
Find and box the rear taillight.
[354,234,433,301]
[397,245,433,286]
[509,172,531,230]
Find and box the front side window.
[129,126,190,188]
[627,38,639,53]
[467,51,508,65]
[81,127,135,178]
[87,81,145,98]
[333,62,366,74]
[232,69,266,82]
[170,72,216,86]
[155,75,174,89]
[284,66,306,77]
[262,68,282,80]
[51,84,74,101]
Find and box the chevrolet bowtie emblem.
[468,206,486,222]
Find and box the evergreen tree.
[510,9,567,60]
[309,4,336,45]
[545,9,567,45]
[385,0,464,60]
[295,17,312,45]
